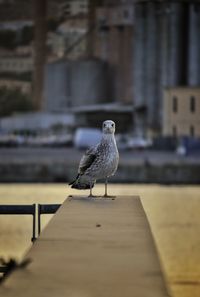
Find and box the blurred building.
[0,0,88,21]
[0,0,32,21]
[60,0,88,17]
[57,16,87,59]
[94,0,200,137]
[95,3,134,105]
[44,0,134,131]
[43,0,200,135]
[44,58,109,110]
[0,20,33,30]
[163,87,200,138]
[0,55,33,73]
[133,1,200,137]
[47,33,66,58]
[0,79,31,93]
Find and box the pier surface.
[0,196,169,297]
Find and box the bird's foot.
[88,194,95,198]
[103,194,116,198]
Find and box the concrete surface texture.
[0,196,169,297]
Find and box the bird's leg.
[103,178,115,198]
[104,178,108,197]
[88,179,94,197]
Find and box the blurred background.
[0,1,200,297]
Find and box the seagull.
[69,120,119,197]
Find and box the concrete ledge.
[0,196,169,297]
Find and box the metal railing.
[0,204,36,242]
[0,203,61,278]
[0,203,62,240]
[38,204,61,235]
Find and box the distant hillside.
[0,0,68,21]
[0,0,33,21]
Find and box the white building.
[60,0,88,17]
[163,87,200,138]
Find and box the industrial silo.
[70,58,109,107]
[43,60,71,111]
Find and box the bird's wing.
[78,146,97,175]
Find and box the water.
[0,183,200,297]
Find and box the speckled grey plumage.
[69,120,119,194]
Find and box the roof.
[72,103,133,113]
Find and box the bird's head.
[102,120,115,134]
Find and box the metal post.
[38,204,41,236]
[38,204,61,236]
[32,204,36,242]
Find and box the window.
[172,125,177,137]
[172,96,178,113]
[190,125,195,137]
[190,96,195,113]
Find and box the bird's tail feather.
[68,174,80,186]
[69,175,95,190]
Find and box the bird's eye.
[111,123,114,127]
